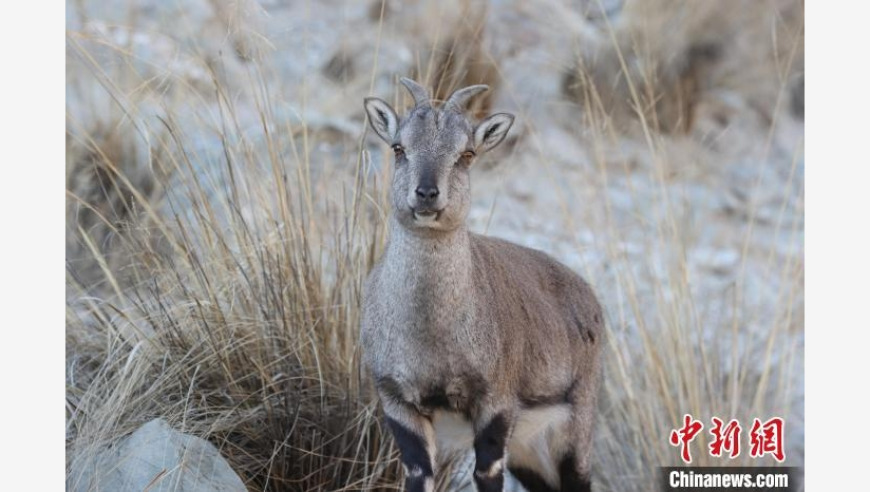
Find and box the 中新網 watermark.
[669,414,785,463]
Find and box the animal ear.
[364,97,400,144]
[473,113,514,153]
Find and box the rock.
[71,419,246,492]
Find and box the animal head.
[364,78,514,233]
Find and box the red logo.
[669,415,785,463]
[669,414,704,464]
[749,417,785,462]
[709,417,741,459]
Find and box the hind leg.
[556,451,591,492]
[507,438,590,492]
[558,371,599,492]
[506,405,572,492]
[508,466,559,492]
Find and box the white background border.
[0,0,864,489]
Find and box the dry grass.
[414,1,500,118]
[562,0,804,134]
[66,1,803,491]
[66,31,397,487]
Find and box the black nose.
[415,186,440,201]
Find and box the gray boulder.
[71,418,246,492]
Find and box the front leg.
[473,409,513,492]
[382,399,437,492]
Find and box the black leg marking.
[385,417,433,492]
[508,466,559,492]
[558,452,591,492]
[376,376,405,404]
[473,414,510,492]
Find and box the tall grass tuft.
[66,40,400,490]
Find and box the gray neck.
[384,216,474,308]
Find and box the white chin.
[413,212,439,226]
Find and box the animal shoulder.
[469,233,587,291]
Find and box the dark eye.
[392,144,405,157]
[458,150,476,164]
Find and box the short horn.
[400,77,431,107]
[445,84,489,112]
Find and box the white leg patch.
[475,457,504,479]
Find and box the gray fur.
[362,79,603,492]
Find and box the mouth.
[412,208,441,224]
